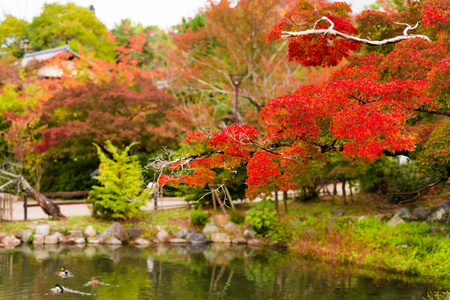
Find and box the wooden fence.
[0,193,14,221]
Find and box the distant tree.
[26,3,115,60]
[0,15,29,57]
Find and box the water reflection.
[0,244,436,300]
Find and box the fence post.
[23,194,28,221]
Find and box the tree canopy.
[154,0,450,200]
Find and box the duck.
[51,284,64,293]
[91,277,100,286]
[59,265,70,276]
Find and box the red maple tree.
[153,0,450,200]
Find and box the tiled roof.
[21,45,79,67]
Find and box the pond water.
[0,244,437,299]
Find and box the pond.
[0,244,437,299]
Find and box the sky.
[0,0,376,30]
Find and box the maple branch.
[281,16,431,45]
[415,108,450,117]
[393,178,447,206]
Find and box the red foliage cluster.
[267,1,360,66]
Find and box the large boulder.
[186,233,210,244]
[21,229,33,244]
[128,226,144,239]
[427,207,450,224]
[44,235,58,245]
[202,221,220,235]
[100,222,128,241]
[414,207,432,220]
[211,233,231,243]
[134,238,151,246]
[2,235,20,246]
[75,238,86,244]
[224,222,237,230]
[175,229,192,239]
[388,214,405,227]
[83,226,97,238]
[394,208,416,221]
[156,230,169,242]
[35,225,50,236]
[32,234,45,245]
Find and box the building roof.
[21,45,79,67]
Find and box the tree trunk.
[283,191,288,213]
[333,178,337,196]
[274,191,279,215]
[19,176,65,220]
[342,179,347,205]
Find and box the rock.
[375,215,385,221]
[175,229,192,239]
[54,232,66,243]
[44,235,59,245]
[111,222,128,241]
[88,239,99,244]
[442,228,450,236]
[427,207,450,224]
[83,226,97,238]
[243,228,256,239]
[33,234,45,245]
[202,221,220,235]
[436,200,450,210]
[35,225,50,236]
[388,214,405,227]
[414,207,432,219]
[224,222,237,230]
[211,233,231,243]
[2,235,20,246]
[329,210,345,217]
[134,238,151,246]
[247,238,263,245]
[232,229,242,236]
[75,237,86,244]
[429,227,438,234]
[21,229,33,243]
[128,226,144,239]
[169,238,186,244]
[394,208,416,221]
[106,237,122,245]
[156,230,169,242]
[186,233,210,244]
[69,230,83,237]
[65,237,76,244]
[231,237,246,244]
[358,216,367,221]
[15,231,23,239]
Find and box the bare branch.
[281,16,431,45]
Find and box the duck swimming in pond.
[91,277,100,286]
[51,284,64,293]
[59,265,70,276]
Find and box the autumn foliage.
[157,0,450,200]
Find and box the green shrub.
[245,199,287,243]
[190,208,209,226]
[230,211,245,225]
[87,141,148,220]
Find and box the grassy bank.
[283,197,450,289]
